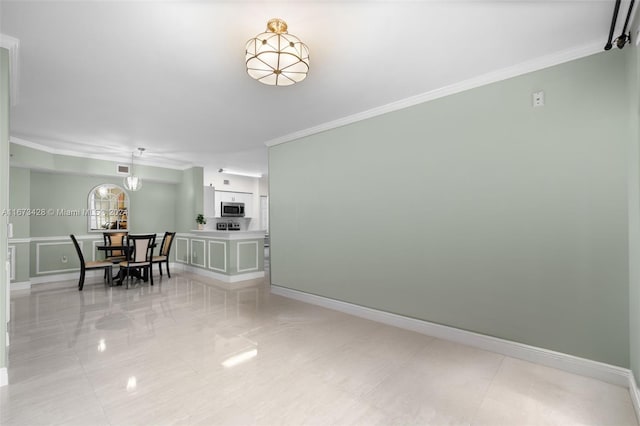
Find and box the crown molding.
[9,136,195,171]
[0,33,20,106]
[265,41,603,148]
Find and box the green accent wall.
[6,164,30,281]
[24,171,177,237]
[7,167,30,283]
[1,48,10,373]
[177,167,204,233]
[9,167,29,238]
[270,51,631,367]
[627,11,640,387]
[128,179,178,234]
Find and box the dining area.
[6,158,266,293]
[70,231,176,291]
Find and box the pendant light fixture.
[123,147,144,191]
[245,18,310,86]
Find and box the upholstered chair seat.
[70,234,113,291]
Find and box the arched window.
[87,184,129,231]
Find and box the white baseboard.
[180,264,264,283]
[630,372,640,423]
[13,270,113,290]
[270,285,631,388]
[11,262,250,290]
[29,270,103,286]
[0,367,7,387]
[13,262,180,289]
[10,281,30,291]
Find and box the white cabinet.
[203,186,215,218]
[215,190,253,217]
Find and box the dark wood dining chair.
[102,232,128,263]
[70,234,113,291]
[152,232,176,278]
[118,234,156,288]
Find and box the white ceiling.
[0,0,635,177]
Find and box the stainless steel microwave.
[221,202,245,217]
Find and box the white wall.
[203,169,262,229]
[259,175,269,197]
[204,171,259,194]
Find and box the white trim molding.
[0,33,20,106]
[7,238,30,244]
[265,42,602,148]
[237,241,259,273]
[208,240,227,273]
[175,237,189,264]
[35,241,78,275]
[190,239,206,268]
[270,285,631,388]
[8,246,15,281]
[10,137,193,172]
[30,235,97,242]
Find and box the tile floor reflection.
[1,272,638,425]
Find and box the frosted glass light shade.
[246,18,309,86]
[123,148,144,191]
[124,175,142,191]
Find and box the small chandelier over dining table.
[245,18,310,86]
[123,147,144,192]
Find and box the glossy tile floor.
[1,270,638,426]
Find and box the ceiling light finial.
[267,18,288,34]
[245,18,309,86]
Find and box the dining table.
[96,241,157,285]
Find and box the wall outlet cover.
[532,91,545,107]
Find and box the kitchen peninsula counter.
[175,230,266,282]
[189,229,266,239]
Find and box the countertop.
[189,229,267,240]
